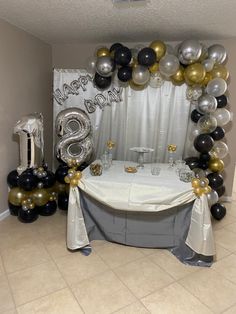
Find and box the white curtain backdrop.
[53,69,192,164]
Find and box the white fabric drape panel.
[53,69,192,164]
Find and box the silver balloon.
[206,78,227,97]
[14,113,44,174]
[201,58,215,72]
[159,54,179,77]
[178,40,202,64]
[197,114,217,133]
[149,72,164,88]
[165,44,175,55]
[211,108,231,126]
[186,85,203,101]
[55,108,93,164]
[211,141,229,159]
[86,56,97,74]
[132,65,150,85]
[96,56,114,77]
[207,190,219,207]
[208,44,227,64]
[197,94,217,114]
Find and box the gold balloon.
[209,158,224,172]
[194,187,204,197]
[171,66,185,85]
[202,186,212,194]
[149,40,166,61]
[68,169,75,175]
[70,178,79,187]
[210,64,229,81]
[129,80,147,91]
[32,188,50,206]
[191,178,200,188]
[184,63,206,84]
[74,172,82,180]
[8,188,26,206]
[200,72,212,86]
[96,47,110,58]
[149,62,159,74]
[64,176,70,184]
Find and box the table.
[67,161,215,266]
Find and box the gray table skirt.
[80,191,213,266]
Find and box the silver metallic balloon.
[149,72,164,88]
[55,108,93,164]
[178,40,202,64]
[96,56,114,77]
[86,56,97,74]
[206,78,227,97]
[132,65,150,85]
[14,113,44,174]
[159,54,179,77]
[211,108,231,126]
[208,44,227,64]
[197,94,217,114]
[201,58,215,72]
[197,114,217,133]
[207,190,219,207]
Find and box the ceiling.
[0,0,236,44]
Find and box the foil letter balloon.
[14,113,44,174]
[55,108,93,164]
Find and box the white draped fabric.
[53,69,192,164]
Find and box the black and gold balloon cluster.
[7,166,57,223]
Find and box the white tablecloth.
[67,161,215,256]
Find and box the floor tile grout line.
[42,237,86,314]
[176,270,230,313]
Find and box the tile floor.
[1,200,236,313]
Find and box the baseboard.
[0,209,10,221]
[221,196,232,203]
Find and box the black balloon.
[210,126,225,141]
[18,171,38,191]
[118,66,132,82]
[18,207,39,223]
[199,153,211,162]
[114,46,132,66]
[7,170,19,188]
[207,173,224,189]
[8,202,21,216]
[94,72,111,90]
[210,203,226,220]
[41,171,55,188]
[215,185,226,198]
[191,110,203,123]
[58,192,69,211]
[216,95,228,108]
[184,157,199,170]
[137,47,156,67]
[110,42,123,53]
[38,200,57,216]
[198,160,209,170]
[55,165,69,184]
[194,134,214,153]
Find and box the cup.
[124,163,137,173]
[101,153,110,170]
[151,165,161,176]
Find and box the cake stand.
[130,147,154,168]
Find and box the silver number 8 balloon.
[55,108,94,164]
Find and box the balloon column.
[87,40,231,221]
[7,114,57,222]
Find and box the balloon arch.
[86,39,231,220]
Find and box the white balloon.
[132,65,150,85]
[211,108,231,126]
[86,56,97,74]
[159,54,179,77]
[211,141,229,159]
[149,72,164,88]
[206,78,227,97]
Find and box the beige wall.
[52,39,236,198]
[0,18,52,214]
